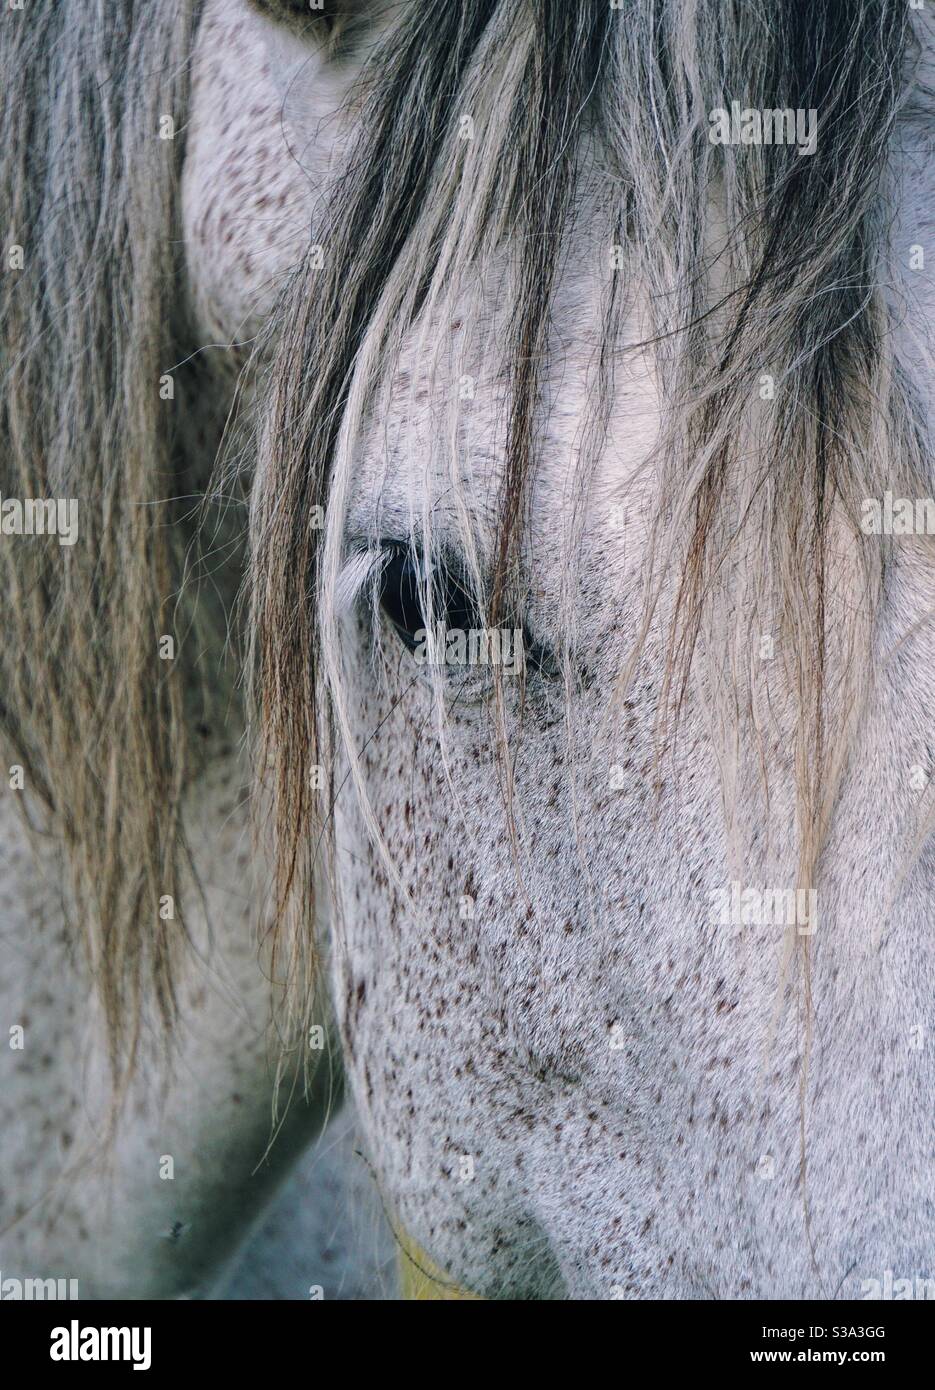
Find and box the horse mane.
[0,0,205,1072]
[250,0,932,1051]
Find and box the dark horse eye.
[378,546,477,652]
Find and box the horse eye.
[378,546,478,652]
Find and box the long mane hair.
[0,0,205,1070]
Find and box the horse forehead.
[347,277,661,586]
[185,2,662,527]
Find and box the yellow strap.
[397,1226,483,1300]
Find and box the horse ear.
[249,0,375,57]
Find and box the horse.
[2,0,934,1300]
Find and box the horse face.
[184,0,934,1298]
[183,6,678,1297]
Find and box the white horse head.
[4,0,935,1299]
